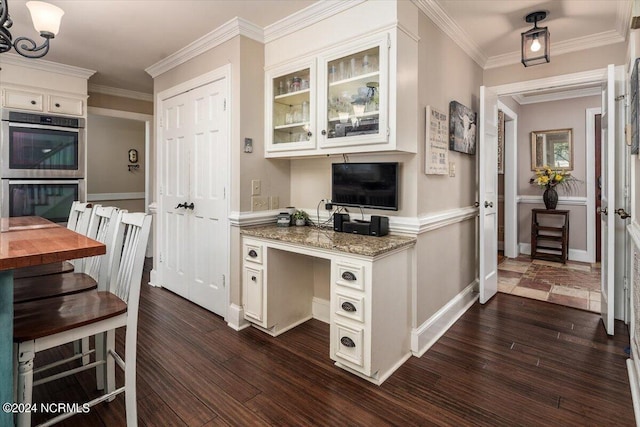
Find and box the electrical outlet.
[270,196,280,210]
[251,196,269,211]
[449,162,456,177]
[251,179,261,196]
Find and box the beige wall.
[87,92,153,115]
[483,43,627,87]
[515,96,599,252]
[87,115,146,212]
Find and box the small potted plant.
[292,210,308,226]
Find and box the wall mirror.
[531,128,573,170]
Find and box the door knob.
[175,203,186,209]
[185,202,194,210]
[474,201,480,208]
[484,201,493,208]
[600,207,608,215]
[616,208,631,219]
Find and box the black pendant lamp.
[521,11,550,67]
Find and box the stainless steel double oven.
[1,110,86,223]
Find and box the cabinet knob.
[251,275,257,282]
[30,100,36,105]
[321,130,327,136]
[307,131,312,137]
[340,337,356,348]
[54,103,61,108]
[341,271,356,281]
[248,249,258,258]
[341,302,357,312]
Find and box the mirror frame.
[530,128,573,171]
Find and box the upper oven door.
[1,121,85,178]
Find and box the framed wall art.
[449,101,477,155]
[425,106,449,175]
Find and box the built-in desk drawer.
[243,240,263,264]
[335,261,365,291]
[335,292,365,323]
[333,322,365,369]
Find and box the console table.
[240,225,416,385]
[530,209,570,263]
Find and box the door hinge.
[387,33,391,49]
[224,99,227,111]
[223,187,226,199]
[159,251,162,263]
[222,274,226,287]
[159,117,163,128]
[387,127,390,136]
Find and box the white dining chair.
[13,211,152,427]
[13,201,96,279]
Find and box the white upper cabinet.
[265,58,316,153]
[2,87,84,116]
[317,33,389,150]
[265,31,397,158]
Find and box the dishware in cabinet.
[318,33,389,149]
[265,60,316,153]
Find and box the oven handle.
[8,180,81,185]
[8,122,81,133]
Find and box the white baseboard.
[411,280,478,357]
[627,357,640,427]
[519,243,591,263]
[226,303,251,331]
[313,297,330,324]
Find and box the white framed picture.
[425,106,448,175]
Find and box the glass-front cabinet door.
[265,60,316,153]
[318,34,389,148]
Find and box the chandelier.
[521,11,550,67]
[0,0,64,59]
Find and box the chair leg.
[106,330,116,401]
[125,329,137,426]
[16,341,35,427]
[95,332,105,391]
[74,337,91,365]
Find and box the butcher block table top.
[0,217,106,271]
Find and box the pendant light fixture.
[0,0,64,59]
[521,11,550,67]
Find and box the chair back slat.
[108,212,152,309]
[67,201,95,235]
[83,206,121,286]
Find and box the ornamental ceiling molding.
[0,52,95,79]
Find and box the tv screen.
[331,162,399,211]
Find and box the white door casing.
[157,70,230,318]
[601,64,615,335]
[479,85,499,304]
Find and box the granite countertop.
[241,225,416,257]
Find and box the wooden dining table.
[0,217,105,425]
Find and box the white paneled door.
[160,77,228,317]
[479,85,499,304]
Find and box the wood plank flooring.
[30,260,635,426]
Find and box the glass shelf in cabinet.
[274,89,310,102]
[274,122,310,130]
[327,111,378,122]
[328,71,379,87]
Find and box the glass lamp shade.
[521,26,550,67]
[26,1,64,36]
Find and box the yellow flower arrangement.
[530,166,577,192]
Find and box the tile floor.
[497,254,601,313]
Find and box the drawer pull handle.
[251,276,257,282]
[341,271,356,281]
[341,302,357,312]
[54,103,61,108]
[248,249,258,258]
[30,100,36,105]
[340,337,356,348]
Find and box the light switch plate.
[251,196,269,211]
[449,162,456,177]
[251,179,261,196]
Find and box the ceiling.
[0,0,631,96]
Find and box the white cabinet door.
[317,33,389,149]
[243,266,264,325]
[265,58,316,153]
[49,95,83,116]
[159,77,229,317]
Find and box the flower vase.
[543,187,558,210]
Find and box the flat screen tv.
[331,162,399,211]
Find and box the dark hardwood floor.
[30,260,635,426]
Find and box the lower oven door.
[1,179,85,223]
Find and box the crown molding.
[264,0,366,44]
[485,30,626,69]
[145,17,263,78]
[511,86,601,105]
[493,68,607,97]
[88,84,153,102]
[0,52,95,79]
[411,0,487,68]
